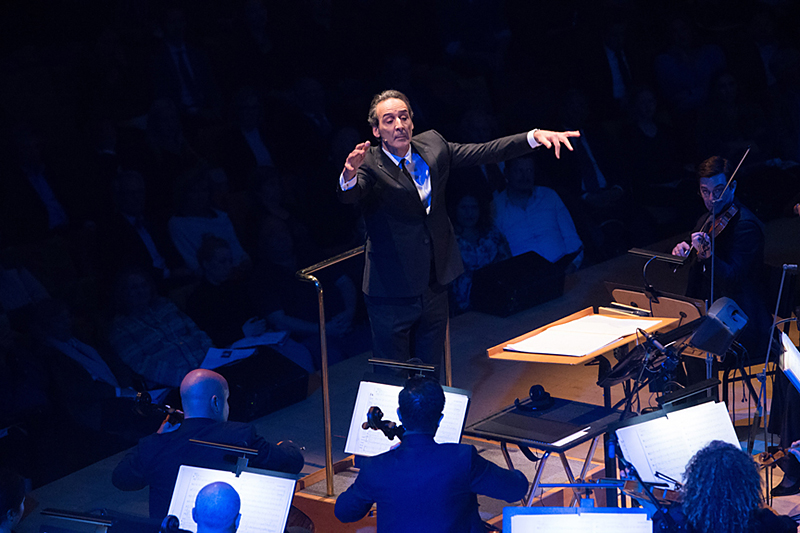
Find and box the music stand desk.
[486,307,678,365]
[464,397,622,507]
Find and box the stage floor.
[18,217,800,532]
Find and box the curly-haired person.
[682,441,796,533]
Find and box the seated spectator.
[152,6,220,120]
[0,469,26,533]
[682,440,796,533]
[107,268,213,387]
[447,190,510,313]
[169,166,251,274]
[29,298,149,435]
[97,170,191,294]
[192,482,240,533]
[112,369,304,519]
[493,155,583,270]
[0,254,49,330]
[121,98,204,221]
[185,235,315,374]
[215,86,280,193]
[654,16,726,117]
[695,71,770,163]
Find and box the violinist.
[682,441,796,533]
[671,156,772,374]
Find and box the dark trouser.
[364,285,448,376]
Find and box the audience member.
[0,124,80,246]
[123,99,204,220]
[192,482,240,533]
[0,469,26,533]
[215,86,280,193]
[29,298,145,434]
[493,155,583,270]
[682,440,796,533]
[447,190,510,313]
[98,170,190,294]
[112,369,304,519]
[187,234,265,347]
[335,377,528,531]
[654,15,726,117]
[169,166,251,274]
[449,109,508,198]
[185,234,315,373]
[152,6,220,120]
[107,268,213,387]
[695,71,770,163]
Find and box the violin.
[684,202,739,264]
[754,444,800,468]
[621,478,683,505]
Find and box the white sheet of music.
[343,381,469,456]
[167,465,295,533]
[509,512,651,532]
[780,331,800,393]
[616,401,739,488]
[505,315,663,356]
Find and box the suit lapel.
[374,146,419,196]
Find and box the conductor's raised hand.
[534,129,580,159]
[343,141,372,181]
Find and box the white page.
[168,465,296,533]
[505,328,621,356]
[780,331,800,393]
[616,402,739,488]
[665,401,740,464]
[201,348,257,370]
[510,512,651,533]
[550,315,663,337]
[505,315,663,357]
[343,381,469,456]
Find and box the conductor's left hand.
[534,129,581,159]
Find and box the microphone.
[637,328,680,372]
[784,264,798,272]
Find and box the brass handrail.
[296,244,453,496]
[296,245,365,496]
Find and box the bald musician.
[112,369,304,519]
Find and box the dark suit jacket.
[337,130,534,298]
[686,201,771,356]
[334,433,528,533]
[112,417,304,519]
[96,211,184,288]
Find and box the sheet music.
[510,512,651,532]
[665,401,740,460]
[168,465,296,533]
[780,331,800,394]
[505,315,663,356]
[616,402,739,488]
[343,381,469,456]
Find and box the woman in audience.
[448,189,510,313]
[108,267,212,387]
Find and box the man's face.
[372,98,413,157]
[506,159,535,193]
[699,173,735,213]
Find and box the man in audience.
[193,482,241,533]
[334,377,528,531]
[493,154,583,271]
[112,369,304,519]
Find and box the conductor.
[338,90,579,371]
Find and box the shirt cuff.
[527,129,541,149]
[339,172,357,191]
